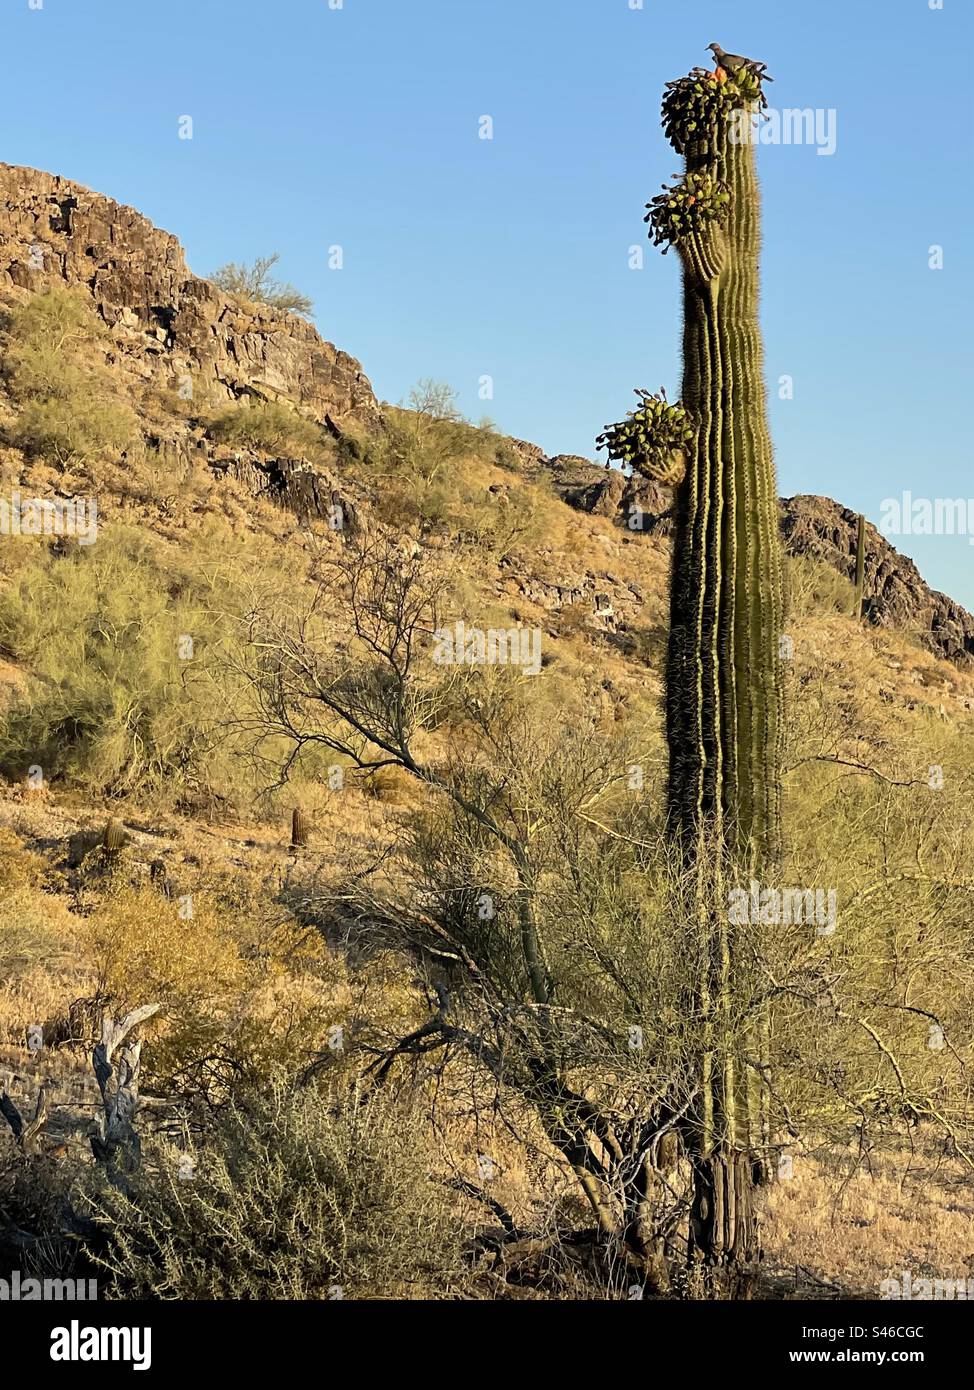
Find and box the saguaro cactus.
[853,513,867,621]
[291,808,311,848]
[603,55,783,1284]
[662,59,783,1283]
[648,66,784,871]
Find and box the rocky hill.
[0,162,970,671]
[780,494,974,666]
[0,164,377,426]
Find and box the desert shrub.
[13,396,136,468]
[0,829,61,984]
[0,888,73,988]
[0,1145,90,1281]
[208,254,313,316]
[0,519,342,807]
[786,553,856,618]
[86,1076,466,1298]
[405,383,519,469]
[0,827,46,890]
[3,287,138,465]
[360,764,417,805]
[556,600,596,641]
[75,885,344,1095]
[408,378,463,421]
[364,400,548,556]
[0,527,249,802]
[206,399,324,457]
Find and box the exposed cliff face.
[780,495,974,667]
[0,164,377,426]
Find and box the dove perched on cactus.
[707,43,773,83]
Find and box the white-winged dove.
[707,43,774,83]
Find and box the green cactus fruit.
[596,390,694,486]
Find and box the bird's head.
[707,43,723,57]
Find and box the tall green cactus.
[663,60,783,1282]
[602,56,784,1282]
[651,66,784,871]
[602,65,784,867]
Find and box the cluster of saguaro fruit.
[662,65,765,158]
[645,168,731,255]
[650,55,782,1281]
[596,390,695,486]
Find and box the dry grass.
[765,1141,974,1298]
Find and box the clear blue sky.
[2,0,972,605]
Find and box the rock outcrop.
[516,446,676,533]
[781,495,974,666]
[0,164,378,426]
[142,427,362,532]
[529,448,973,667]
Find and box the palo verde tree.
[208,253,313,316]
[236,533,707,1295]
[600,50,782,1285]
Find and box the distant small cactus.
[291,808,311,847]
[853,513,867,622]
[103,817,127,855]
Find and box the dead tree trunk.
[687,1149,761,1297]
[89,1003,160,1176]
